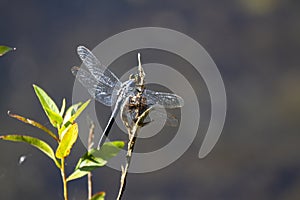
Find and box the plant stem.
[116,107,150,200]
[60,158,68,200]
[116,126,139,200]
[117,53,147,199]
[87,121,95,200]
[88,172,92,200]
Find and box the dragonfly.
[72,46,184,149]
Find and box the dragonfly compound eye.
[129,74,135,80]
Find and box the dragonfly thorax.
[118,79,137,97]
[121,94,149,129]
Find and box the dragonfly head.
[129,73,140,86]
[129,73,138,81]
[128,73,145,93]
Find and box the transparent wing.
[72,66,116,106]
[143,89,184,108]
[147,107,179,127]
[77,46,120,88]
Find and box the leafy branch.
[0,85,124,200]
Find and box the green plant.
[0,85,124,200]
[0,45,16,56]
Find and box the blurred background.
[1,0,300,199]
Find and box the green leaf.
[62,99,90,125]
[33,85,62,128]
[67,99,90,124]
[94,141,125,161]
[0,45,15,56]
[66,141,124,182]
[60,99,90,136]
[8,111,59,142]
[55,123,78,159]
[66,166,89,182]
[62,102,82,126]
[0,134,60,168]
[91,192,105,200]
[60,98,66,116]
[33,85,60,113]
[45,107,63,128]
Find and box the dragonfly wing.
[143,89,184,108]
[77,46,121,88]
[147,107,179,127]
[72,66,114,106]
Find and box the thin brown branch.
[117,53,149,200]
[116,124,139,200]
[87,121,95,200]
[116,108,152,200]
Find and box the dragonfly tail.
[97,116,115,150]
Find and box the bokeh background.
[1,0,300,199]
